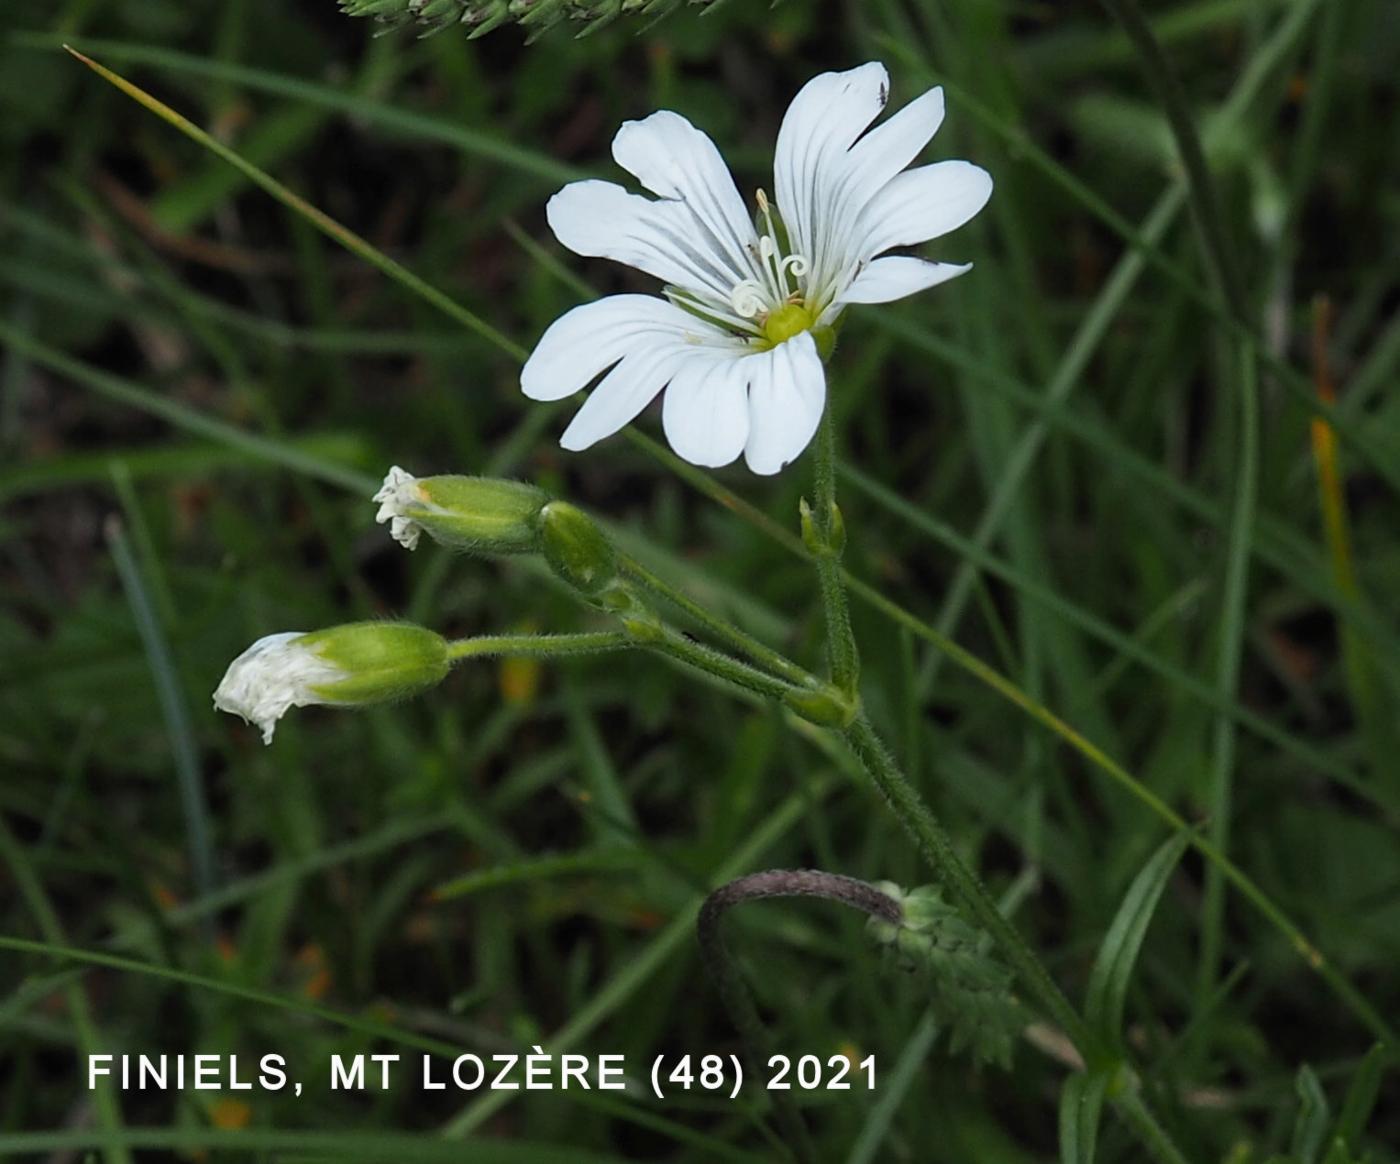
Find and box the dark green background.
[2,0,1398,1159]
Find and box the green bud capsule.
[299,623,450,704]
[373,466,546,554]
[214,622,449,745]
[783,682,859,727]
[538,501,618,597]
[799,496,846,558]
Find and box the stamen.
[722,189,816,337]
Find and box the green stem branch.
[619,552,817,689]
[640,623,804,705]
[809,409,859,696]
[445,631,630,662]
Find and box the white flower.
[212,632,343,745]
[522,61,992,475]
[373,465,425,551]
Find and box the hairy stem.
[843,716,1196,1163]
[445,631,630,662]
[619,552,817,689]
[842,715,1095,1053]
[810,409,860,696]
[642,623,805,704]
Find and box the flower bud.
[865,882,1021,1066]
[373,466,546,554]
[214,623,450,744]
[799,496,846,558]
[783,682,858,727]
[538,501,618,597]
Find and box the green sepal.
[412,475,548,554]
[301,622,450,705]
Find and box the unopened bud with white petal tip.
[537,500,619,599]
[214,623,450,744]
[373,466,547,555]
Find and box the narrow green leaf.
[0,321,376,494]
[564,676,641,846]
[62,46,526,362]
[1086,832,1191,1044]
[106,511,217,910]
[1059,1068,1112,1164]
[839,460,1385,816]
[1335,1043,1387,1147]
[844,1009,939,1164]
[1198,339,1260,1003]
[0,1129,628,1163]
[17,34,583,184]
[431,850,637,902]
[0,433,372,502]
[1291,1064,1330,1164]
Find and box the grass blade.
[1086,831,1192,1045]
[1292,1063,1330,1164]
[62,46,527,362]
[14,34,583,185]
[1059,1067,1112,1164]
[1197,341,1260,1003]
[844,1009,939,1164]
[106,511,217,911]
[0,322,377,493]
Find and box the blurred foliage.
[2,0,1399,1160]
[339,0,749,41]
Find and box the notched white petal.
[611,110,754,276]
[661,356,750,468]
[743,331,826,476]
[546,179,750,309]
[521,294,705,403]
[558,343,689,453]
[856,161,994,259]
[213,632,342,745]
[847,85,946,185]
[373,465,427,551]
[774,62,892,261]
[839,256,972,305]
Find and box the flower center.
[761,301,816,346]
